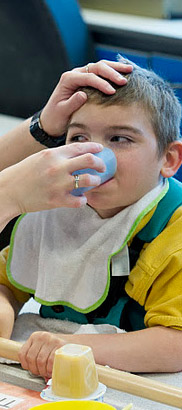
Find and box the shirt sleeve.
[0,246,30,303]
[144,254,182,330]
[126,206,182,330]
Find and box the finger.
[63,194,88,207]
[60,91,88,117]
[67,71,117,94]
[46,189,88,209]
[36,345,51,377]
[88,60,133,84]
[75,60,133,84]
[36,338,63,378]
[55,142,103,160]
[75,60,133,75]
[19,339,41,375]
[93,59,133,71]
[71,173,101,190]
[67,152,106,173]
[19,339,32,370]
[46,349,57,378]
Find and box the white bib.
[7,179,168,312]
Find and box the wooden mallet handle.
[0,337,21,362]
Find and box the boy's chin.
[85,190,103,203]
[86,192,112,209]
[86,196,104,211]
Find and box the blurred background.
[79,0,182,18]
[0,0,182,249]
[0,0,182,119]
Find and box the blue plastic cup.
[71,147,117,196]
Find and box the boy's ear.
[160,141,182,178]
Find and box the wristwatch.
[30,110,65,148]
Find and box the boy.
[0,60,182,379]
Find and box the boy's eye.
[68,135,86,143]
[111,135,132,143]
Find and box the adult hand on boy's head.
[40,59,133,138]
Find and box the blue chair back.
[45,0,96,67]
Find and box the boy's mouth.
[92,177,114,191]
[101,177,114,185]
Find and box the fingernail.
[117,75,127,82]
[120,77,128,83]
[78,91,87,100]
[106,84,115,92]
[97,143,103,149]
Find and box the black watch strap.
[30,110,65,148]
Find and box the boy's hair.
[81,57,182,156]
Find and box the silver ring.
[85,63,90,73]
[74,175,80,189]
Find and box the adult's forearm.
[0,118,44,171]
[0,169,19,233]
[61,326,182,373]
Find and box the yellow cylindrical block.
[52,344,98,398]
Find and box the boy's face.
[66,102,165,218]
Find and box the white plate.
[40,382,106,402]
